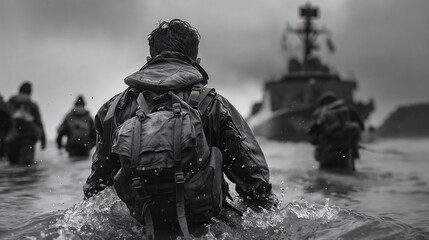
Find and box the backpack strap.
[130,106,156,240]
[102,90,127,157]
[136,92,150,114]
[188,84,217,121]
[172,102,191,239]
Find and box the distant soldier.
[308,92,364,172]
[57,95,96,157]
[5,82,46,165]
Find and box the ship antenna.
[287,3,330,70]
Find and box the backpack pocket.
[114,168,140,215]
[184,146,223,223]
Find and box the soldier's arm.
[214,96,277,209]
[349,108,365,131]
[56,117,69,149]
[33,103,46,149]
[88,114,97,149]
[83,99,121,199]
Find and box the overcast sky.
[1,0,428,140]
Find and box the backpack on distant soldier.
[109,86,223,240]
[317,100,351,134]
[315,100,363,149]
[12,104,34,122]
[67,116,92,150]
[9,102,42,140]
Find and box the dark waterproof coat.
[309,99,364,147]
[83,52,275,206]
[7,93,46,145]
[56,107,96,153]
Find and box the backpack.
[317,100,351,134]
[12,104,34,122]
[108,86,223,239]
[8,102,41,140]
[67,116,91,149]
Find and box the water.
[0,138,428,239]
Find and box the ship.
[247,3,375,141]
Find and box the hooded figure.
[57,95,96,157]
[6,82,46,165]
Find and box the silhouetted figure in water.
[308,92,364,172]
[0,95,12,160]
[5,82,46,165]
[57,95,96,157]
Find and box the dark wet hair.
[148,19,200,60]
[19,82,32,95]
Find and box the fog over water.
[1,0,428,139]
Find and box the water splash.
[6,187,425,240]
[286,198,339,221]
[40,187,145,240]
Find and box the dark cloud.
[0,0,146,41]
[1,0,428,138]
[329,0,429,124]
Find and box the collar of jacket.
[124,51,208,93]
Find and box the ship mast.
[287,3,329,70]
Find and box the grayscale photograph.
[0,1,428,239]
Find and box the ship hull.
[251,107,315,141]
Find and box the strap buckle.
[132,177,143,189]
[175,172,185,184]
[172,103,181,116]
[136,109,146,120]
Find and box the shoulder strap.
[102,90,127,157]
[136,93,150,114]
[172,103,191,239]
[188,84,217,121]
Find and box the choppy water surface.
[0,138,428,239]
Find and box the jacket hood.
[11,93,31,103]
[124,51,208,92]
[70,107,89,117]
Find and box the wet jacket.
[56,107,96,151]
[83,52,275,206]
[7,93,46,146]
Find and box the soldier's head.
[19,82,32,95]
[148,19,200,61]
[74,95,85,107]
[318,92,338,106]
